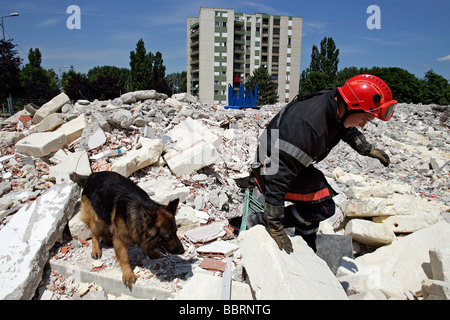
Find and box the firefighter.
[250,74,398,253]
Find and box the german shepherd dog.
[70,171,185,289]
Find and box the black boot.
[295,228,317,253]
[245,211,267,229]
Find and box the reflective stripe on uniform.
[295,226,319,235]
[290,206,311,226]
[285,187,331,202]
[276,139,313,167]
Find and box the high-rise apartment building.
[187,8,302,105]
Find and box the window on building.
[273,19,280,25]
[223,22,227,27]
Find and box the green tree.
[179,71,187,93]
[0,39,22,98]
[166,71,187,94]
[246,66,278,105]
[87,65,130,91]
[129,39,153,91]
[20,48,58,100]
[62,66,91,101]
[421,70,450,105]
[300,37,339,93]
[365,67,423,103]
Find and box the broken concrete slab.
[138,177,190,205]
[33,92,70,124]
[342,194,449,218]
[110,138,164,177]
[165,141,220,176]
[196,240,239,258]
[0,181,79,300]
[345,219,396,247]
[108,109,134,129]
[429,246,450,282]
[0,131,25,146]
[34,113,65,132]
[355,222,450,293]
[55,114,86,144]
[421,279,450,300]
[15,132,67,158]
[373,213,442,234]
[238,225,348,300]
[184,222,228,244]
[315,234,353,275]
[175,206,201,235]
[173,272,253,300]
[49,150,91,184]
[336,257,406,299]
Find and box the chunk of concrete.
[138,177,190,204]
[337,257,405,299]
[132,90,157,101]
[0,131,25,146]
[34,113,65,132]
[108,109,134,129]
[166,117,221,149]
[174,273,253,300]
[49,150,91,184]
[421,279,450,300]
[15,132,67,158]
[342,194,448,218]
[110,138,163,177]
[172,93,198,104]
[55,114,86,144]
[165,142,219,176]
[33,92,70,124]
[238,225,348,300]
[355,222,450,293]
[373,213,441,233]
[315,234,353,275]
[175,206,201,235]
[0,181,79,300]
[345,219,396,247]
[429,246,450,282]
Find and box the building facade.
[187,8,302,105]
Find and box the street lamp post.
[1,13,19,115]
[1,13,19,41]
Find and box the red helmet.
[337,74,398,121]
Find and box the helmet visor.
[367,100,397,121]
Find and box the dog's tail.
[69,172,89,188]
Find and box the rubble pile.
[0,90,449,300]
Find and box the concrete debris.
[239,225,348,300]
[32,92,70,124]
[0,91,449,300]
[0,181,79,299]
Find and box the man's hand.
[368,148,390,167]
[264,203,293,254]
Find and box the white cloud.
[37,17,61,28]
[437,55,450,62]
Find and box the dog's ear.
[164,198,179,215]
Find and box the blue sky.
[1,0,449,80]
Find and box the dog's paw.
[122,272,137,290]
[91,249,102,259]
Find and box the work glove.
[264,203,293,254]
[349,135,390,167]
[366,147,390,167]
